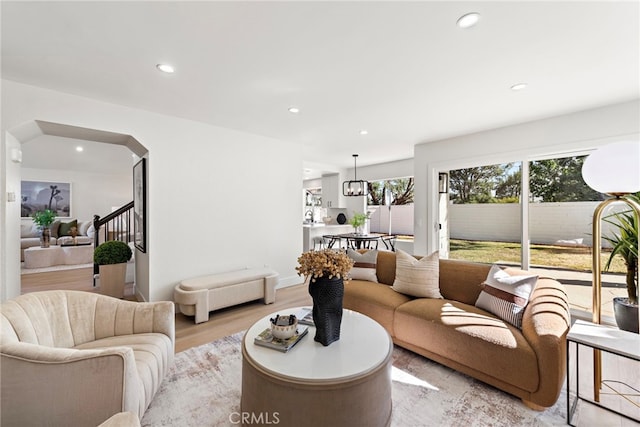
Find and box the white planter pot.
[99,263,127,298]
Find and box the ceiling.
[21,135,134,175]
[2,1,638,178]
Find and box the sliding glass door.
[447,161,522,267]
[444,153,628,319]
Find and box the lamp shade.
[581,140,640,195]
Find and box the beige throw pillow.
[392,250,442,298]
[347,249,378,282]
[475,265,538,329]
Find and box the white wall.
[414,101,640,256]
[355,158,414,182]
[2,133,23,302]
[20,167,131,223]
[1,80,304,302]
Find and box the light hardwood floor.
[175,283,312,352]
[21,266,135,298]
[21,266,96,294]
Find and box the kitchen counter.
[303,224,354,251]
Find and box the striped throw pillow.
[347,249,378,282]
[475,265,538,329]
[391,250,442,298]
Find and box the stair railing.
[93,201,134,280]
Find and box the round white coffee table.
[241,307,393,427]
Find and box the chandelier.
[342,154,369,196]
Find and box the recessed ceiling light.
[288,107,300,114]
[156,63,175,73]
[511,83,528,91]
[359,130,369,135]
[457,12,480,29]
[75,146,84,152]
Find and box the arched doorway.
[2,120,149,301]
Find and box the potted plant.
[94,240,132,298]
[32,209,56,248]
[603,193,639,333]
[349,212,369,235]
[296,249,354,346]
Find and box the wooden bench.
[174,267,278,323]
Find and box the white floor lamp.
[581,140,640,402]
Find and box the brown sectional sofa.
[343,250,571,409]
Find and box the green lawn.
[449,239,627,274]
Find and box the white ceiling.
[21,135,134,175]
[2,1,638,177]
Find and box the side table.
[566,320,639,425]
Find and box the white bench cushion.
[179,268,277,291]
[175,267,278,323]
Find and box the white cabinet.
[322,174,342,208]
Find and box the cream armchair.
[1,290,174,426]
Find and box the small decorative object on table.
[270,314,298,339]
[349,211,369,235]
[254,318,308,353]
[296,250,354,346]
[70,226,78,245]
[32,209,56,248]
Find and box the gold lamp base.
[591,195,640,402]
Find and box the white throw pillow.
[347,249,378,282]
[78,220,92,236]
[21,223,38,238]
[475,265,538,329]
[391,250,442,298]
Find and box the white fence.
[368,205,414,236]
[368,202,628,247]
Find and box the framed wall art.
[133,158,147,252]
[21,180,72,218]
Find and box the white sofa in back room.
[20,219,95,261]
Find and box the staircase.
[92,201,134,283]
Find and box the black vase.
[308,276,344,346]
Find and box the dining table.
[324,233,389,250]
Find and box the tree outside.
[529,156,603,202]
[448,155,601,204]
[368,177,414,206]
[449,164,517,204]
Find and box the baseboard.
[135,288,147,302]
[277,275,305,289]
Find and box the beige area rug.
[141,332,568,427]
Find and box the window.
[367,177,414,236]
[447,162,522,266]
[444,154,628,321]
